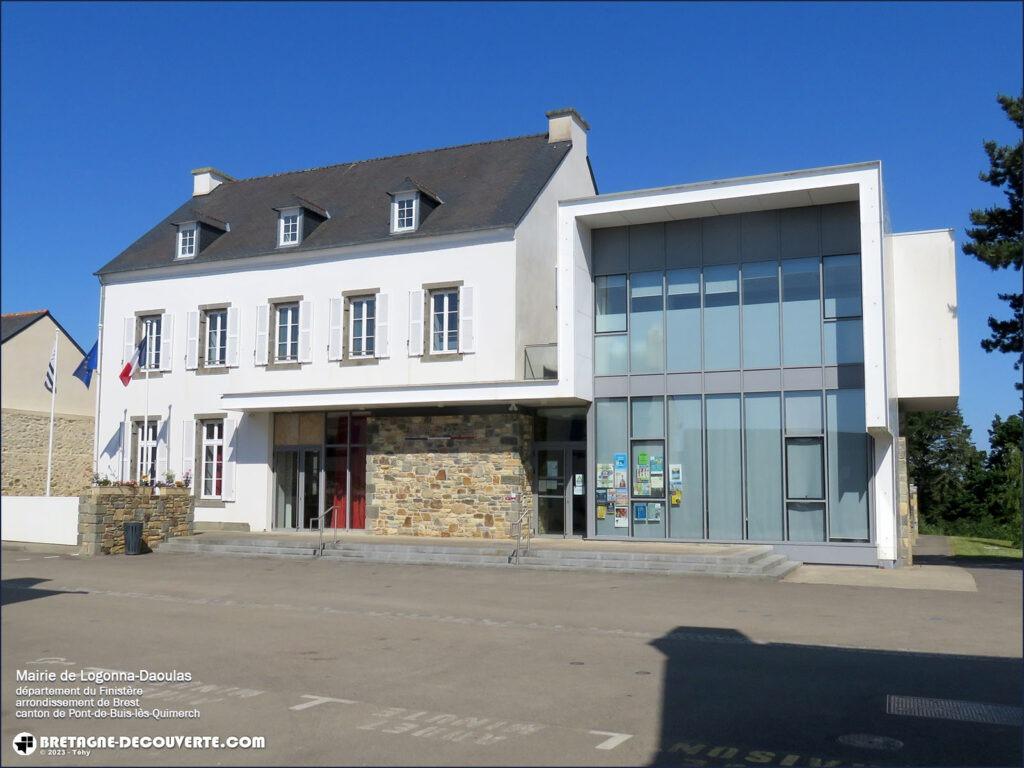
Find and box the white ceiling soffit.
[576,185,859,227]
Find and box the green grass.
[949,536,1023,559]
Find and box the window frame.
[176,223,197,259]
[200,419,225,500]
[429,288,459,354]
[278,208,303,247]
[134,419,159,484]
[392,192,419,233]
[204,308,228,367]
[139,315,162,370]
[348,295,376,358]
[274,302,300,362]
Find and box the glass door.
[273,446,322,530]
[571,449,587,535]
[300,449,321,529]
[534,444,587,537]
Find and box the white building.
[93,110,957,565]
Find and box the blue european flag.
[73,341,98,388]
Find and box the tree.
[903,408,987,527]
[981,414,1023,546]
[963,93,1023,388]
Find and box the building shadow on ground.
[912,553,1022,571]
[0,578,86,607]
[649,626,1022,767]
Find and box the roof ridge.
[1,309,47,318]
[234,132,551,184]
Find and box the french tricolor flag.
[119,336,147,386]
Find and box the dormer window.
[392,192,419,233]
[279,208,303,247]
[177,223,197,259]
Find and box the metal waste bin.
[124,521,143,555]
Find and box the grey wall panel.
[594,376,629,397]
[704,370,742,393]
[667,372,703,394]
[629,374,666,396]
[628,223,666,272]
[743,369,783,392]
[836,364,865,389]
[820,202,861,255]
[783,367,824,390]
[740,211,780,262]
[593,226,628,276]
[666,219,701,268]
[780,206,819,259]
[701,214,740,265]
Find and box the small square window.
[392,194,418,232]
[279,209,302,246]
[177,224,197,259]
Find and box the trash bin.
[124,521,144,556]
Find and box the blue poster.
[634,503,647,521]
[614,453,627,471]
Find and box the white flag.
[44,341,57,394]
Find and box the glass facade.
[590,204,871,544]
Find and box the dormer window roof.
[278,207,302,247]
[176,222,197,259]
[389,178,442,235]
[272,196,329,249]
[171,211,228,260]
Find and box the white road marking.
[887,695,1022,726]
[290,694,357,711]
[589,730,634,750]
[15,558,31,561]
[43,556,60,559]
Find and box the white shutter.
[298,300,314,363]
[226,307,241,367]
[458,285,475,354]
[160,313,174,371]
[328,297,343,361]
[122,317,135,364]
[181,418,196,483]
[185,311,200,370]
[254,304,270,366]
[120,415,132,481]
[222,417,238,502]
[375,293,389,359]
[156,419,169,481]
[408,290,424,357]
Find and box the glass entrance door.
[273,447,322,530]
[534,444,586,537]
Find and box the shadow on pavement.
[649,626,1022,767]
[912,553,1022,571]
[1,578,87,607]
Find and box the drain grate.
[886,695,1023,727]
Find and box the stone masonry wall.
[896,435,914,566]
[367,413,534,538]
[78,486,194,555]
[2,408,93,497]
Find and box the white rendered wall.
[1,496,79,545]
[891,229,960,410]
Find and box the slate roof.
[97,133,573,276]
[1,309,87,355]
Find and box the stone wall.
[1,408,93,497]
[367,413,534,538]
[78,486,194,556]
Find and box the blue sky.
[2,2,1021,446]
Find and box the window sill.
[133,370,166,380]
[422,351,464,363]
[341,356,379,367]
[266,361,303,371]
[197,365,230,376]
[195,498,226,509]
[277,242,302,249]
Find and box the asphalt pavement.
[1,549,1020,766]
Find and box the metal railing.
[314,504,341,557]
[509,506,532,564]
[523,343,557,381]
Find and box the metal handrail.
[314,504,340,557]
[510,506,532,564]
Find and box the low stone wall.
[78,486,194,556]
[1,408,93,497]
[896,435,914,565]
[367,413,534,538]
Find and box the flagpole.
[45,329,58,497]
[144,320,151,486]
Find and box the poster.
[614,506,629,528]
[635,481,650,497]
[648,503,663,523]
[634,503,648,521]
[573,474,584,495]
[596,504,607,520]
[546,460,559,477]
[597,463,614,488]
[614,453,627,471]
[651,474,664,492]
[614,470,627,490]
[669,464,683,485]
[635,465,650,482]
[650,455,664,474]
[613,488,629,506]
[596,489,608,504]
